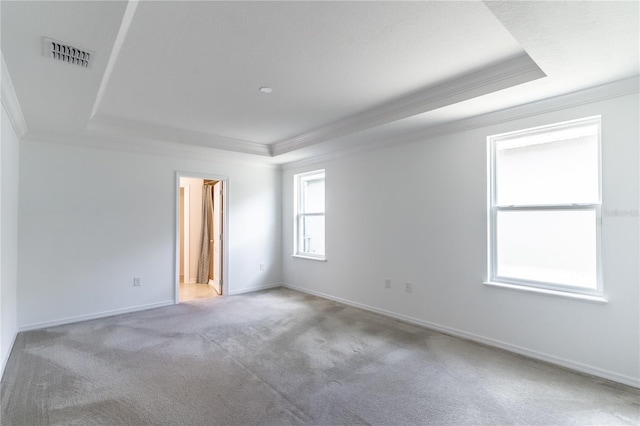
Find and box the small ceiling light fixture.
[259,87,273,94]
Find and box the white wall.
[18,139,282,329]
[1,104,20,376]
[282,92,640,387]
[180,177,203,282]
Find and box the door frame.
[175,171,229,303]
[179,184,190,284]
[210,180,223,294]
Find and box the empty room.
[1,1,638,425]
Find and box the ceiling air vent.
[43,37,94,68]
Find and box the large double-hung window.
[488,116,602,297]
[294,170,325,260]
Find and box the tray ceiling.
[1,1,638,164]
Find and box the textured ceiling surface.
[95,1,525,144]
[1,1,638,164]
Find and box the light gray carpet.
[1,288,638,425]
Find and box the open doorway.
[176,174,227,303]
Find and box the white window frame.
[293,169,326,261]
[487,116,603,298]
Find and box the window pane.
[302,177,324,213]
[496,210,597,289]
[298,215,325,256]
[496,131,599,205]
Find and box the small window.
[294,170,325,259]
[488,116,602,296]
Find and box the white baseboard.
[18,300,175,332]
[1,331,18,381]
[283,283,639,389]
[228,283,282,296]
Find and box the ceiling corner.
[1,52,28,138]
[90,0,139,120]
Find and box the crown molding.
[88,115,271,157]
[1,52,28,138]
[282,75,639,170]
[417,74,640,138]
[22,129,280,170]
[273,53,545,157]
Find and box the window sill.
[292,254,327,262]
[483,281,608,304]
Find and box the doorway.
[176,174,228,303]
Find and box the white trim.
[18,300,174,332]
[179,183,190,285]
[174,172,229,303]
[21,130,279,170]
[1,52,27,138]
[227,283,281,296]
[0,331,18,381]
[281,76,639,170]
[273,54,544,156]
[90,0,139,118]
[292,254,327,262]
[282,283,639,389]
[483,281,608,304]
[89,116,271,157]
[281,150,346,171]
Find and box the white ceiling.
[2,1,638,165]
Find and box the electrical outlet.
[405,282,412,293]
[259,263,265,271]
[385,279,391,289]
[133,277,141,287]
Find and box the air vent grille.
[43,37,94,68]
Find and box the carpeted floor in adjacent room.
[1,288,638,425]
